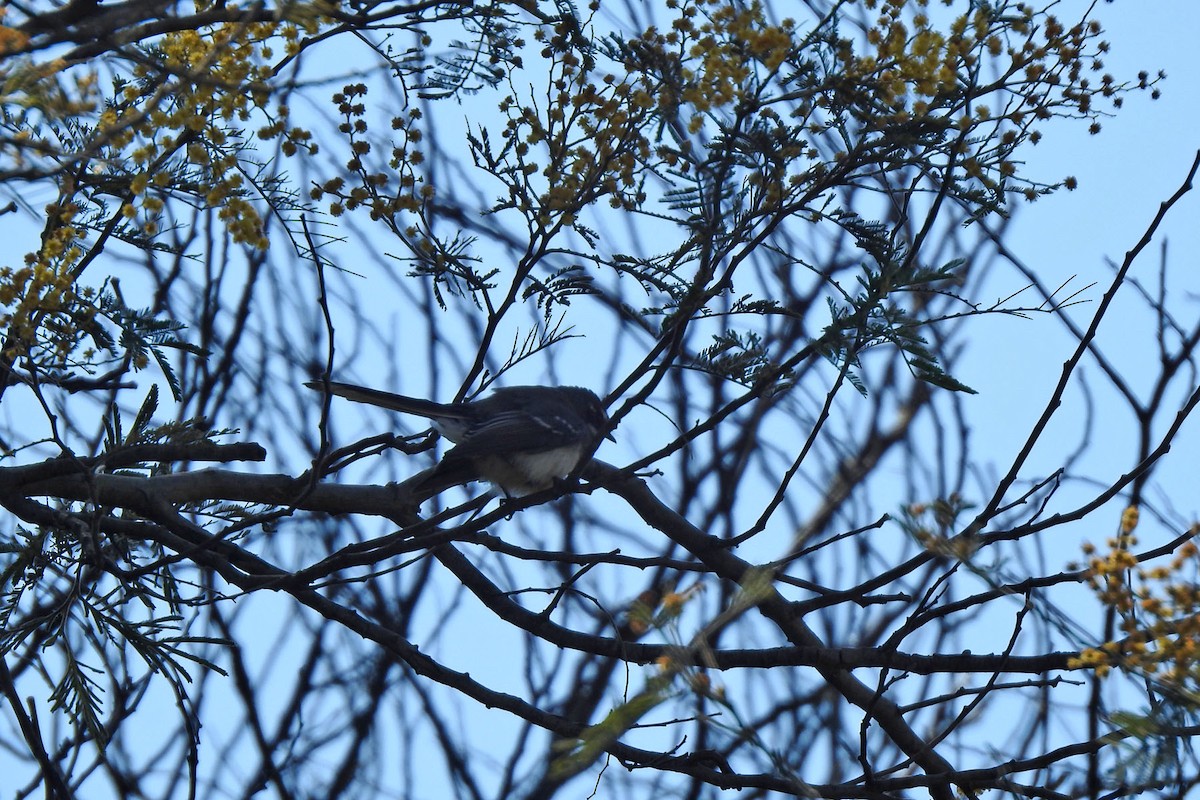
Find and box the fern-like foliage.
[818,211,975,394]
[96,289,205,401]
[415,12,525,99]
[404,232,499,311]
[692,330,775,387]
[521,263,598,316]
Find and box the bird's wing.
[441,410,581,460]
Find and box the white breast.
[474,445,585,496]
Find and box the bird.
[306,380,614,497]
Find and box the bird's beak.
[605,431,617,442]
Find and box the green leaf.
[126,385,159,446]
[48,651,108,748]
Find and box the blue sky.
[964,2,1200,527]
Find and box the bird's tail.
[304,380,457,419]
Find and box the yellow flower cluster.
[487,0,806,227]
[0,202,90,359]
[675,0,795,114]
[94,14,324,249]
[638,583,725,701]
[834,1,1129,201]
[1,54,102,180]
[310,85,428,221]
[495,35,657,225]
[628,584,701,637]
[902,495,980,560]
[0,16,30,55]
[1069,508,1200,691]
[442,0,1151,241]
[1,6,336,375]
